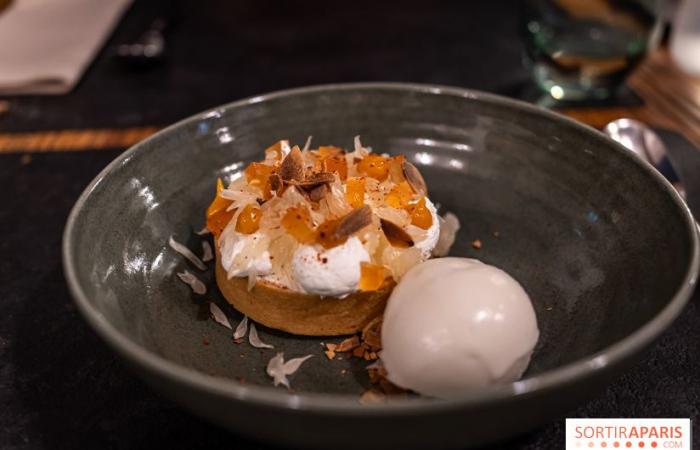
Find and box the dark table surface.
[1,1,698,449]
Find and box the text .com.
[566,419,691,450]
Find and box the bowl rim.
[63,82,699,415]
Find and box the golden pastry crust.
[214,244,393,336]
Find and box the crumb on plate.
[359,389,387,405]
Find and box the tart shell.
[214,242,393,336]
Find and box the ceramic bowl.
[63,83,699,449]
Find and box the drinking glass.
[521,0,660,101]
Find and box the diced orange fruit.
[359,263,385,291]
[206,178,235,237]
[385,181,413,209]
[316,218,346,249]
[264,141,284,161]
[206,178,228,216]
[245,162,275,199]
[345,177,366,208]
[324,156,348,180]
[207,210,235,238]
[312,158,325,173]
[235,204,262,234]
[408,196,432,229]
[245,162,274,187]
[357,154,389,181]
[317,146,343,158]
[387,155,406,183]
[281,206,316,244]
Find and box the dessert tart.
[206,138,441,336]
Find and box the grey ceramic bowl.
[63,83,699,449]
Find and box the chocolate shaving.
[402,160,427,196]
[333,205,372,240]
[269,173,282,193]
[295,171,335,188]
[279,145,305,182]
[307,183,329,202]
[380,219,414,248]
[293,184,311,202]
[288,172,335,202]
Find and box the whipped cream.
[219,201,441,297]
[218,180,440,297]
[381,258,539,398]
[292,237,370,297]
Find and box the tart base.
[214,246,393,336]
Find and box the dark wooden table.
[2,48,700,153]
[562,48,700,148]
[1,1,698,449]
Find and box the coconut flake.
[302,135,313,152]
[201,241,213,262]
[247,269,257,292]
[176,270,206,294]
[169,236,207,270]
[220,188,259,211]
[432,212,461,257]
[195,227,210,235]
[266,352,314,388]
[233,315,249,339]
[249,322,274,349]
[209,302,232,330]
[280,354,313,373]
[280,140,292,158]
[354,135,363,152]
[353,135,371,157]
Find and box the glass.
[521,0,660,101]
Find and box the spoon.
[604,118,700,221]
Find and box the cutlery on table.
[604,118,700,221]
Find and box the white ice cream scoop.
[381,257,539,398]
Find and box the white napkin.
[0,0,132,95]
